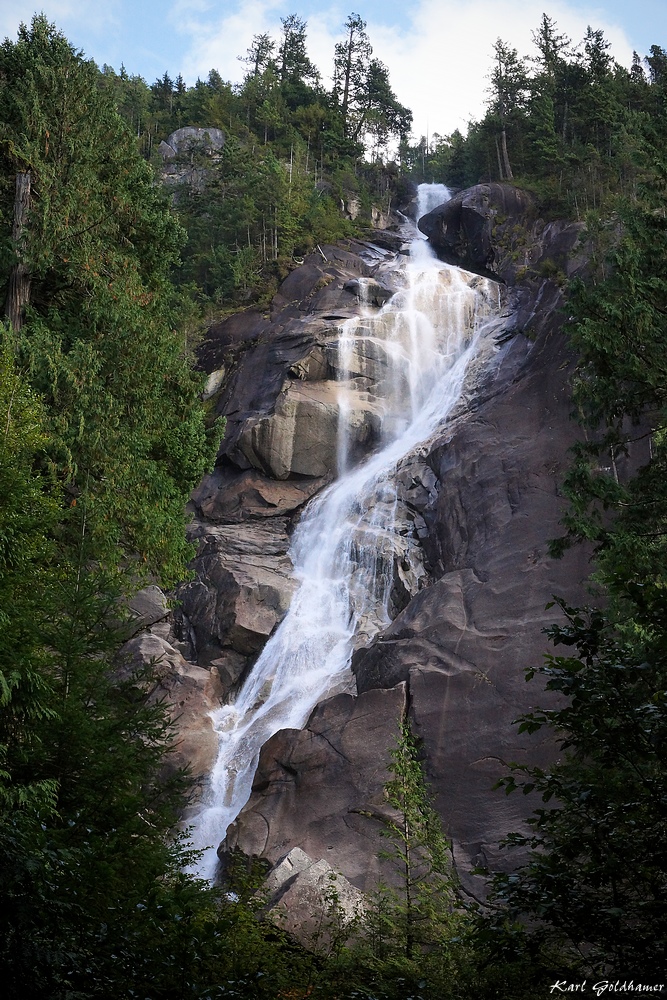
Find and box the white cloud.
[173,0,288,82]
[365,0,636,137]
[174,0,636,139]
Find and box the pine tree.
[377,720,462,960]
[0,334,60,820]
[488,39,528,180]
[486,166,667,977]
[279,14,318,86]
[490,601,667,972]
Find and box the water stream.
[189,185,501,880]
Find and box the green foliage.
[348,719,472,999]
[488,601,667,972]
[378,720,460,957]
[405,19,667,221]
[0,334,60,818]
[0,15,221,586]
[92,13,409,315]
[554,195,667,610]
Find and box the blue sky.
[2,1,666,138]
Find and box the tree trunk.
[500,128,513,180]
[495,135,504,180]
[5,171,32,332]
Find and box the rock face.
[159,127,225,159]
[176,237,410,693]
[225,685,409,890]
[154,193,615,904]
[158,127,225,192]
[222,237,593,892]
[117,593,220,795]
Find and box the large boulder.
[192,467,324,524]
[178,518,296,659]
[260,847,366,946]
[236,379,384,480]
[158,127,226,193]
[225,685,409,890]
[118,632,220,791]
[418,183,535,279]
[158,126,225,162]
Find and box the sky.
[2,1,666,139]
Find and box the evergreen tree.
[0,335,60,820]
[332,15,411,151]
[487,39,529,180]
[555,194,667,590]
[279,14,318,87]
[490,601,667,972]
[487,169,667,976]
[531,13,571,80]
[378,720,460,958]
[0,15,220,585]
[240,32,276,79]
[334,12,373,140]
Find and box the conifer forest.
[1,11,667,998]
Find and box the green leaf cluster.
[0,16,221,585]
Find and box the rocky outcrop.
[179,517,296,661]
[177,237,409,676]
[117,594,220,794]
[225,685,409,890]
[260,847,366,945]
[418,183,535,280]
[158,127,225,192]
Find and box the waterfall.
[416,182,450,221]
[189,185,500,880]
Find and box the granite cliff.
[129,184,597,905]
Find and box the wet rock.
[192,467,325,523]
[418,182,535,279]
[361,230,404,253]
[225,685,408,891]
[343,277,394,307]
[236,380,383,480]
[208,649,249,700]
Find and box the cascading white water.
[189,185,500,880]
[417,182,451,222]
